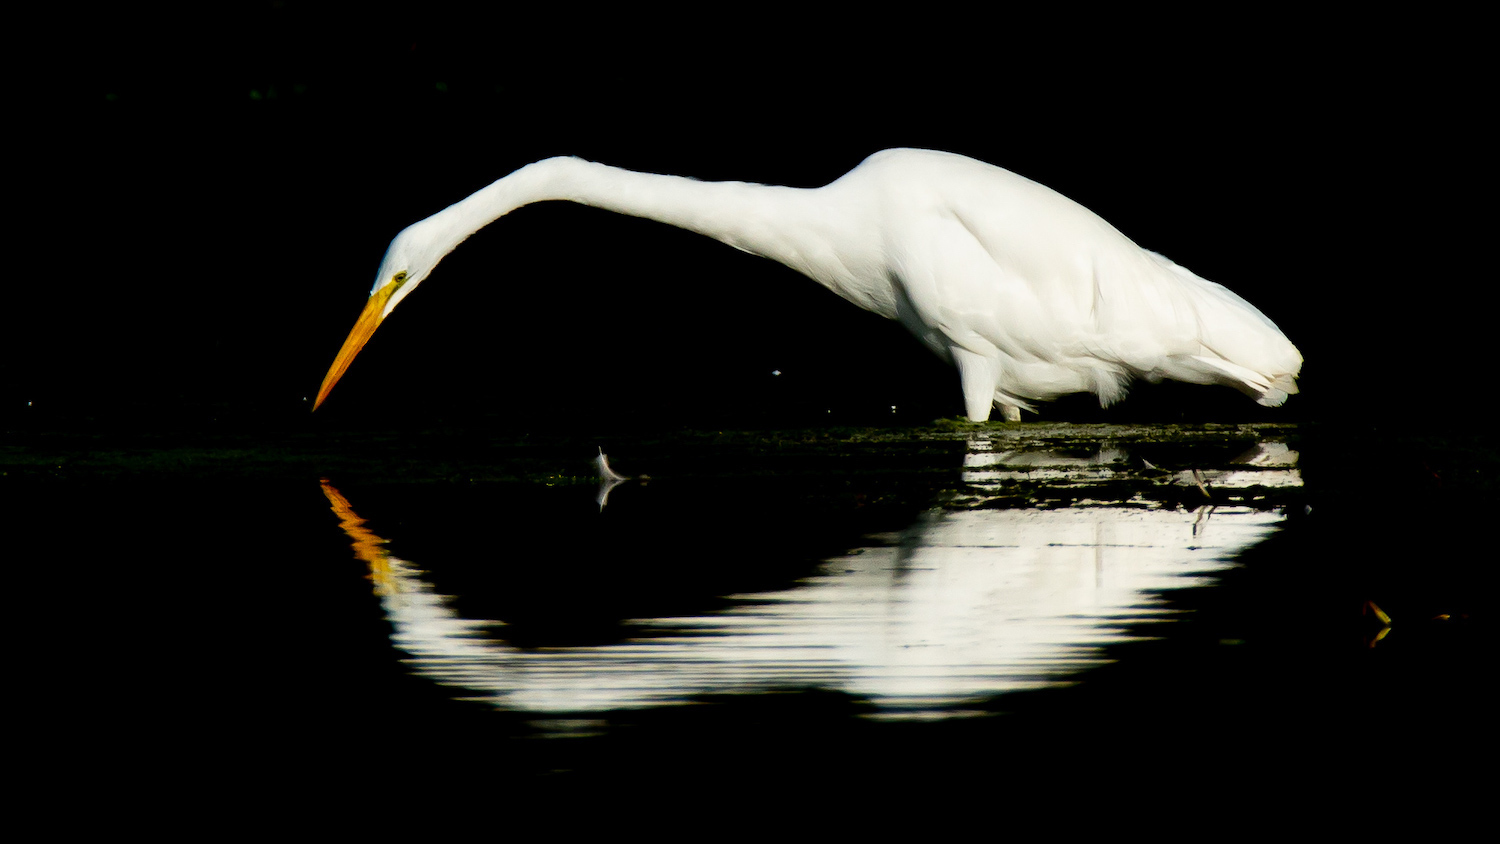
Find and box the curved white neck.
[423,157,879,309]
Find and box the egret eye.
[393,271,409,285]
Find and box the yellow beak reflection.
[313,279,402,411]
[319,479,394,590]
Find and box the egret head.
[312,224,443,411]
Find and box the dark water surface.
[7,420,1487,808]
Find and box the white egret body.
[316,149,1301,420]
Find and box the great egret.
[315,149,1300,421]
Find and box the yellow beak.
[313,278,402,411]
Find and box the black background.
[15,4,1492,432]
[7,4,1493,816]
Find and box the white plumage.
[316,149,1301,421]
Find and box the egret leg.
[952,348,996,422]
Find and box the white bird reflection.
[321,430,1298,722]
[594,446,630,511]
